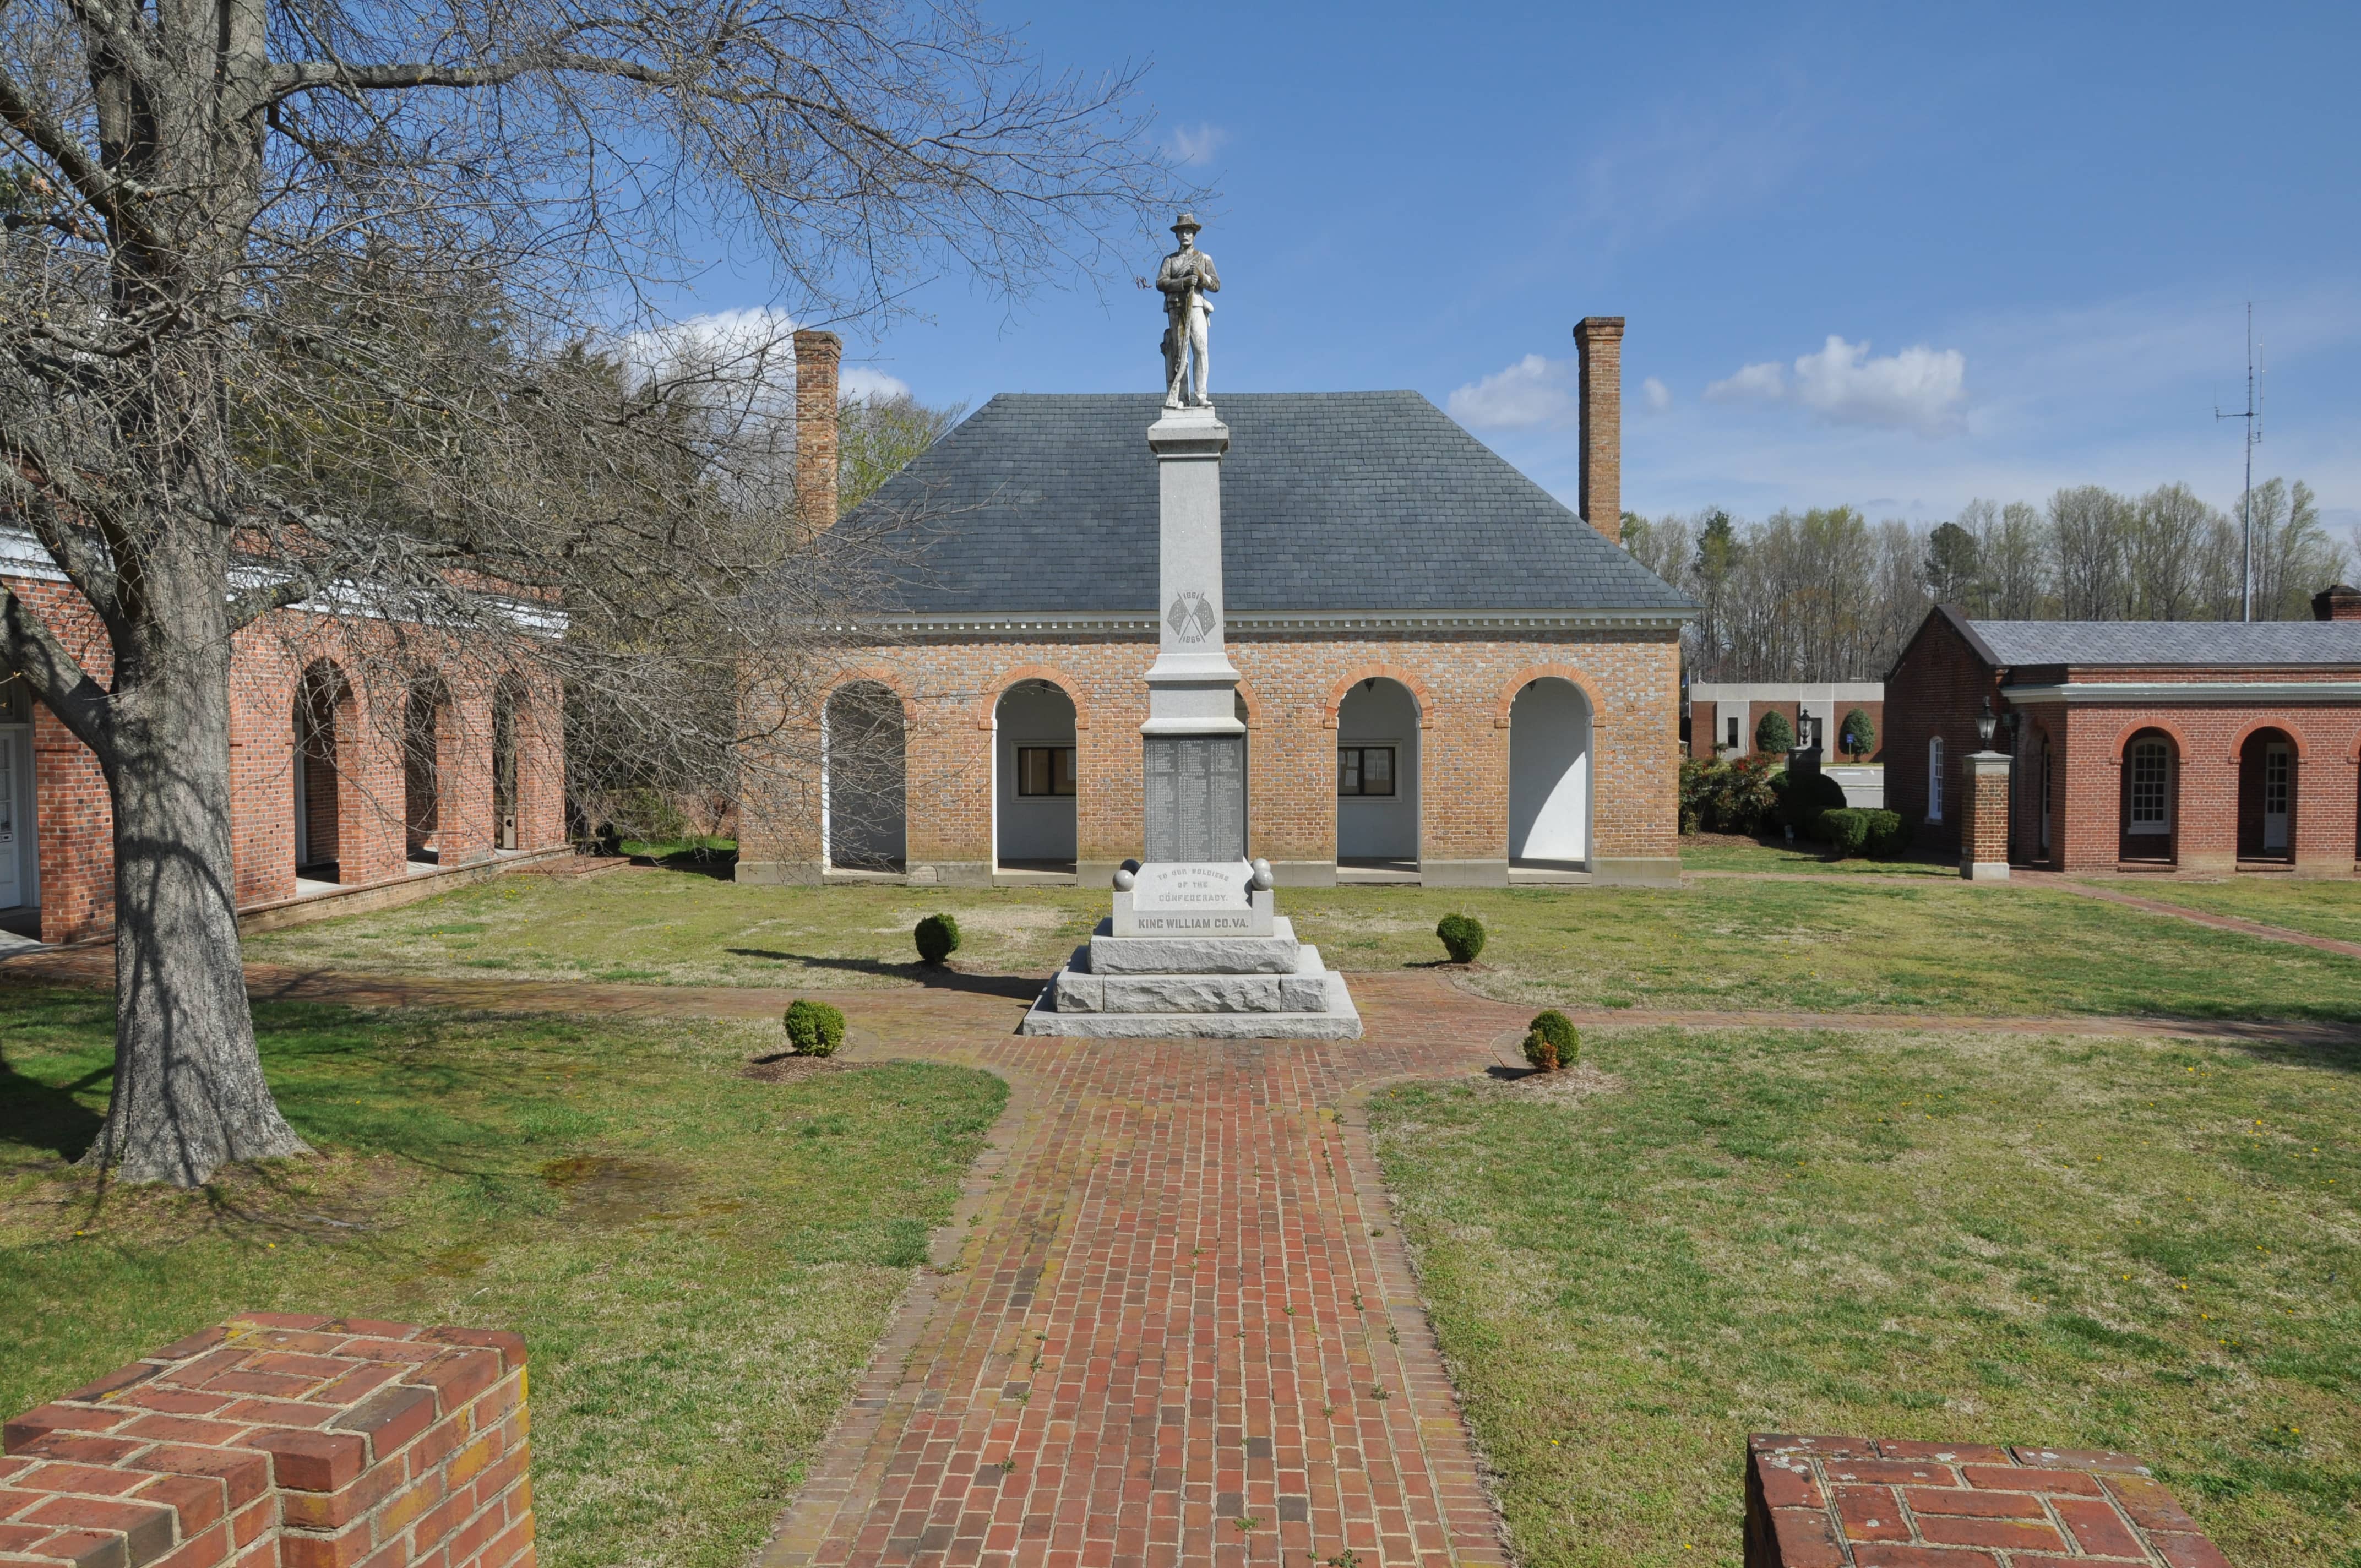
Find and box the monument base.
[1017,911,1365,1039]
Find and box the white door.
[0,732,22,908]
[2262,742,2291,851]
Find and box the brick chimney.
[1572,316,1625,545]
[2313,583,2361,620]
[793,329,841,531]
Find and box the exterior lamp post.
[1961,695,2011,882]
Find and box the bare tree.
[2128,482,2216,620]
[0,0,1176,1183]
[2048,485,2134,619]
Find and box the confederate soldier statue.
[1154,213,1220,409]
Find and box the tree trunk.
[81,531,307,1186]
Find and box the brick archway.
[1490,664,1603,728]
[2110,718,2193,763]
[2225,718,2306,763]
[829,667,921,726]
[1320,666,1433,731]
[975,666,1092,732]
[1234,678,1265,731]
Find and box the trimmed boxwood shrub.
[1821,807,1911,860]
[914,912,961,965]
[1523,1009,1579,1072]
[783,998,846,1057]
[1755,709,1794,753]
[1821,807,1875,858]
[1436,913,1486,964]
[1865,810,1916,859]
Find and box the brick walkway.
[759,974,1533,1568]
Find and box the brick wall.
[1747,1433,2228,1566]
[1687,699,1885,761]
[1,1314,532,1568]
[8,579,568,944]
[741,628,1684,885]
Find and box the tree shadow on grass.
[723,949,1045,1001]
[0,1055,108,1162]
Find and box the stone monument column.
[1140,405,1246,863]
[1015,214,1358,1037]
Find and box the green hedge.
[1821,808,1917,860]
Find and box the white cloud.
[1446,354,1576,429]
[1791,335,1966,435]
[1702,336,1966,436]
[841,366,912,403]
[1705,361,1786,402]
[1169,122,1230,167]
[1642,376,1672,412]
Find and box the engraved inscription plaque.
[1144,733,1245,862]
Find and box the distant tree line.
[1621,478,2342,683]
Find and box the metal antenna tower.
[2216,303,2262,620]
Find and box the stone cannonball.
[1249,858,1275,891]
[1113,866,1137,891]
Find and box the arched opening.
[293,662,353,883]
[1508,678,1591,869]
[2119,729,2178,864]
[0,670,38,925]
[2238,727,2297,863]
[404,676,450,867]
[995,679,1076,874]
[491,683,519,851]
[1336,677,1419,875]
[826,682,907,872]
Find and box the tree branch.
[0,60,158,250]
[0,582,112,761]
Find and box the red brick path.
[759,978,1534,1568]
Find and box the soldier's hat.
[1170,212,1203,236]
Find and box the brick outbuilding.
[1886,595,2361,874]
[0,539,568,944]
[741,322,1695,888]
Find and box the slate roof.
[1970,618,2361,668]
[844,392,1694,617]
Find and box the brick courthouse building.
[1887,594,2361,874]
[0,533,568,944]
[739,321,1695,888]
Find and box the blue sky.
[682,1,2361,530]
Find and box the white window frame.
[1928,736,1945,822]
[2126,738,2173,835]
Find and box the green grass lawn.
[1678,835,1954,876]
[0,988,1003,1568]
[2088,875,2361,948]
[1369,1025,2361,1568]
[242,866,2361,1023]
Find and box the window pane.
[1338,750,1361,795]
[1362,747,1394,796]
[1054,747,1076,796]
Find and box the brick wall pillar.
[1748,1433,2227,1567]
[1959,749,2011,881]
[3,1314,532,1568]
